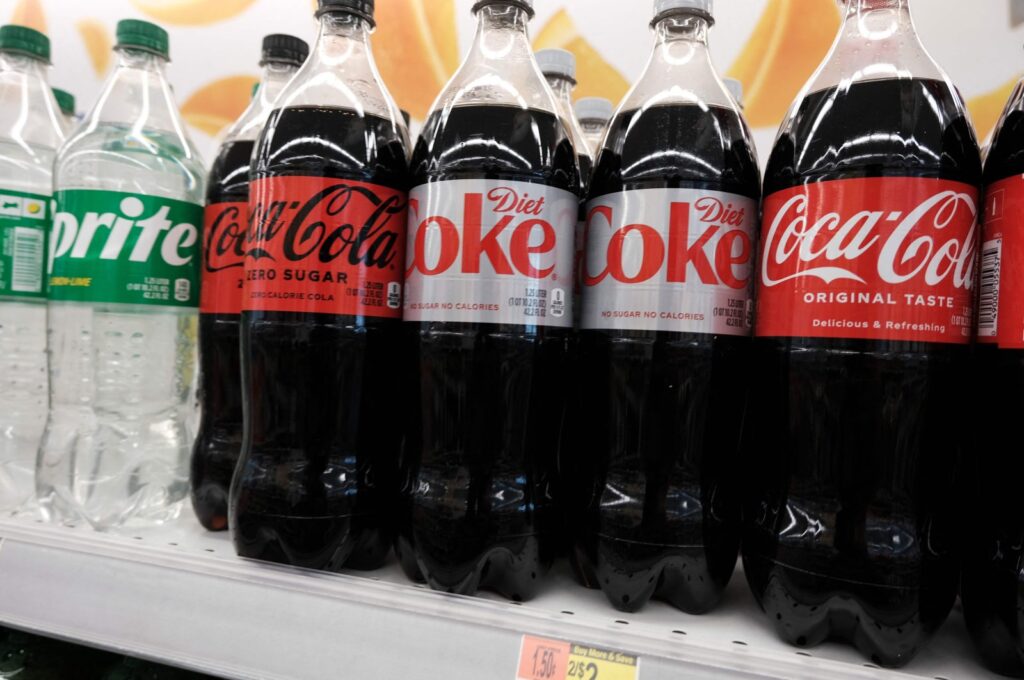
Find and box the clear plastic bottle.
[230,0,410,571]
[0,25,65,512]
[37,20,205,530]
[537,48,592,182]
[398,0,580,599]
[574,96,612,156]
[191,33,308,532]
[52,87,76,133]
[572,0,759,614]
[744,0,981,665]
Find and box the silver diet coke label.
[404,179,577,327]
[581,188,756,335]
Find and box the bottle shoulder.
[765,78,982,193]
[588,103,760,199]
[55,124,206,203]
[410,104,580,193]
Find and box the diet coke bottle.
[743,0,982,666]
[962,78,1024,677]
[229,0,409,571]
[571,0,759,614]
[397,0,580,599]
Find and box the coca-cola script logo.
[204,203,247,273]
[761,189,978,291]
[755,178,981,344]
[584,196,752,289]
[407,185,565,279]
[243,176,408,318]
[249,182,406,270]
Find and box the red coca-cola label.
[756,177,979,344]
[201,201,247,315]
[244,176,407,317]
[979,175,1024,348]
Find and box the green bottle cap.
[52,88,75,116]
[116,19,169,60]
[0,25,50,63]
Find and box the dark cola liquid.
[230,106,407,571]
[962,106,1024,678]
[569,104,759,613]
[743,78,981,667]
[396,104,578,599]
[191,139,253,532]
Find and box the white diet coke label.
[404,179,577,327]
[580,188,757,334]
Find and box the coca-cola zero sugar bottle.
[229,0,409,571]
[572,0,759,614]
[743,0,982,666]
[397,0,579,599]
[962,78,1024,678]
[191,33,308,532]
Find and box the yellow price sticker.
[517,636,639,680]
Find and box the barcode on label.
[978,239,1002,337]
[10,227,43,293]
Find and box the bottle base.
[962,559,1024,678]
[231,512,391,572]
[570,533,735,614]
[395,532,550,601]
[742,551,955,668]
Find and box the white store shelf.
[0,513,1000,680]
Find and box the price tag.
[517,635,640,680]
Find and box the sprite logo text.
[49,190,203,307]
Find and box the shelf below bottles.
[0,513,997,680]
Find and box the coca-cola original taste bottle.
[963,78,1024,678]
[398,0,579,599]
[191,33,308,532]
[743,0,982,666]
[572,0,759,614]
[229,0,409,571]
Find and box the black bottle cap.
[317,0,375,27]
[261,34,309,68]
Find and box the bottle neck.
[314,11,374,68]
[546,75,574,110]
[470,2,534,69]
[258,60,300,106]
[0,50,64,149]
[643,12,715,83]
[841,0,914,39]
[86,46,185,135]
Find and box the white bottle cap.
[653,0,714,22]
[576,97,613,122]
[536,48,576,82]
[724,78,743,105]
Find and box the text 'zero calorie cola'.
[229,0,409,571]
[38,20,206,529]
[397,0,579,598]
[962,78,1024,678]
[0,26,65,511]
[742,0,982,666]
[571,0,759,614]
[190,33,308,532]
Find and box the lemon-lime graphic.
[129,0,256,26]
[181,75,260,138]
[727,0,840,128]
[534,9,629,105]
[77,19,113,77]
[372,0,460,121]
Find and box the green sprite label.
[49,190,202,307]
[0,189,50,301]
